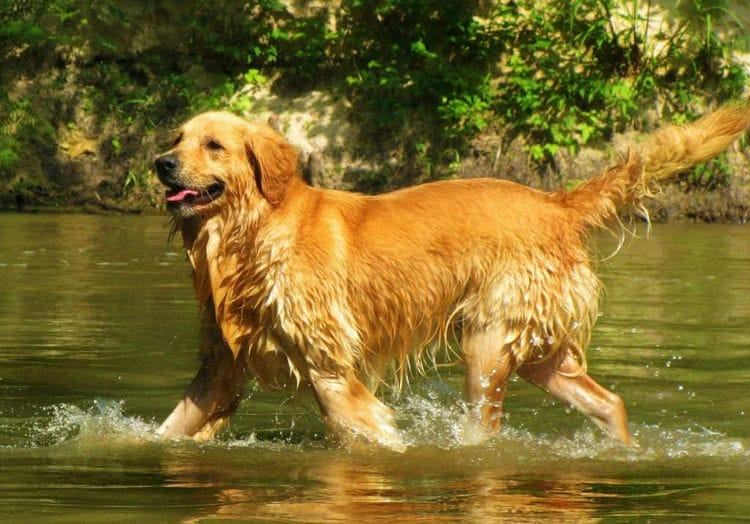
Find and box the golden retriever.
[154,102,750,450]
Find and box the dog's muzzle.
[155,153,180,186]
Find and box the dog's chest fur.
[182,215,357,390]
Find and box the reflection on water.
[0,215,749,521]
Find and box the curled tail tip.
[705,98,750,132]
[731,98,750,132]
[730,95,750,113]
[564,95,750,231]
[639,97,750,181]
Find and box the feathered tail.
[557,100,750,228]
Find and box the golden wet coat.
[156,103,750,449]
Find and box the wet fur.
[157,102,750,449]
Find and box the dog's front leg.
[308,370,406,452]
[158,310,248,441]
[157,351,246,441]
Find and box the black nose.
[155,154,179,182]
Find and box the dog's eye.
[172,133,182,147]
[205,139,224,151]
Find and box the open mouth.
[165,182,224,208]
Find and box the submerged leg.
[308,370,406,452]
[158,347,247,441]
[517,349,632,445]
[462,327,517,440]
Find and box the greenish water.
[0,214,748,522]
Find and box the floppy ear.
[245,129,299,206]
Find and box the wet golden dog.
[155,103,750,449]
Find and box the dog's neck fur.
[177,187,308,363]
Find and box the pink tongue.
[166,189,199,202]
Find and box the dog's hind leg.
[308,370,406,452]
[517,348,632,445]
[462,326,518,442]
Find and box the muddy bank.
[4,101,750,223]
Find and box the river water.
[0,214,748,522]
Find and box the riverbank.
[3,1,750,222]
[4,113,749,223]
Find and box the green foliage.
[338,0,499,160]
[330,0,747,182]
[123,167,149,194]
[0,95,55,205]
[491,0,746,166]
[0,0,747,200]
[0,98,53,177]
[681,152,734,190]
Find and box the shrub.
[1,0,746,198]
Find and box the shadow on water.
[0,215,749,521]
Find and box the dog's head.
[154,111,300,217]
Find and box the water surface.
[0,215,748,522]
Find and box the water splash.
[27,399,159,448]
[12,396,749,462]
[391,389,748,461]
[19,399,315,451]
